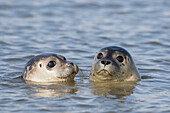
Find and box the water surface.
[0,0,170,112]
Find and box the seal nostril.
[67,62,74,67]
[101,61,105,65]
[70,62,74,66]
[106,61,111,65]
[101,60,111,65]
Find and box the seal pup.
[22,53,79,82]
[90,46,140,82]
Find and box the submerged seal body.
[90,46,140,82]
[22,53,79,82]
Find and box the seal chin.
[91,69,113,81]
[56,76,75,82]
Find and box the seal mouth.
[94,69,113,81]
[57,71,76,79]
[97,69,111,75]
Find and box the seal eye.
[47,61,56,68]
[97,53,103,59]
[116,56,124,62]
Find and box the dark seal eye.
[116,56,124,62]
[97,53,103,59]
[39,64,42,68]
[47,61,56,68]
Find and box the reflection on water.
[25,81,77,98]
[0,0,170,112]
[91,81,137,99]
[25,80,136,99]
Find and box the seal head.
[90,46,140,82]
[22,53,79,82]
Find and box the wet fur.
[90,46,140,82]
[22,53,78,82]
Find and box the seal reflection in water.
[90,46,140,82]
[25,81,77,98]
[22,53,79,82]
[91,82,137,99]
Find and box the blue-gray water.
[0,0,170,112]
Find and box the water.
[0,0,170,112]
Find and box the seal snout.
[65,62,79,74]
[101,59,112,66]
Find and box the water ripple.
[0,0,170,112]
